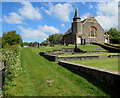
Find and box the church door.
[77,37,82,44]
[105,38,108,43]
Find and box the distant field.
[69,58,119,71]
[58,53,118,57]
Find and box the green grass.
[39,44,106,52]
[7,47,117,96]
[106,43,120,47]
[69,58,119,71]
[58,53,118,57]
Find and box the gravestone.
[74,43,83,52]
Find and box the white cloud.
[81,1,86,5]
[95,1,118,31]
[96,15,117,31]
[61,24,65,27]
[44,3,73,22]
[3,12,24,24]
[0,18,3,22]
[39,25,59,34]
[3,2,42,24]
[96,2,117,16]
[81,13,90,20]
[18,25,60,40]
[18,25,48,40]
[19,2,42,20]
[89,5,93,9]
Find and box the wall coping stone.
[58,60,119,75]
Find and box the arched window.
[89,26,97,37]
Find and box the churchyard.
[2,1,120,96]
[39,43,120,96]
[1,33,120,97]
[0,43,119,97]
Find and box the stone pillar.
[84,39,86,45]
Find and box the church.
[63,8,109,45]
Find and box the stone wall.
[58,61,120,90]
[108,55,120,58]
[39,52,57,61]
[58,56,99,61]
[40,52,119,62]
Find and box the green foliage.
[2,45,22,96]
[2,31,23,48]
[105,28,120,43]
[28,42,39,47]
[22,42,29,46]
[92,42,120,53]
[105,43,120,48]
[43,34,63,46]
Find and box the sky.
[1,0,119,43]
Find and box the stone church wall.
[83,22,104,44]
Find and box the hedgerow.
[92,42,120,53]
[2,45,22,96]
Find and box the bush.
[92,42,120,53]
[2,31,23,48]
[2,45,22,96]
[105,43,120,48]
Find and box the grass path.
[18,47,113,96]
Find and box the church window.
[89,26,97,38]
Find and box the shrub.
[2,45,22,96]
[92,42,120,53]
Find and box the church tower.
[72,8,83,44]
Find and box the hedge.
[105,43,120,48]
[92,42,120,53]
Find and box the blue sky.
[1,1,119,43]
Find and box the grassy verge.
[69,58,118,71]
[58,53,118,57]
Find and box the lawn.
[69,58,119,71]
[58,53,118,57]
[5,47,117,96]
[38,44,106,52]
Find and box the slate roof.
[74,7,79,18]
[64,27,72,35]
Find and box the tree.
[105,28,120,44]
[48,34,63,46]
[2,31,23,47]
[22,42,29,46]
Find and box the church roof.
[74,8,79,18]
[64,9,104,35]
[64,27,72,35]
[81,19,87,23]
